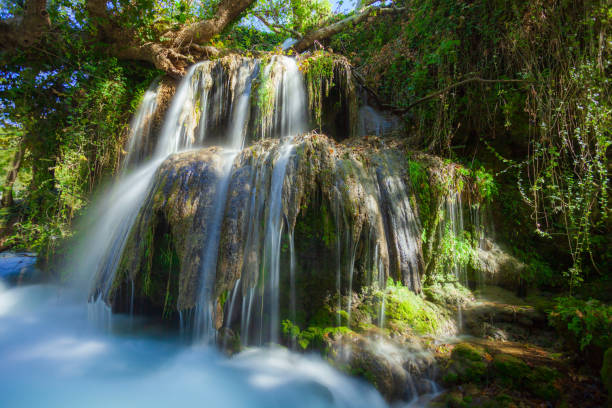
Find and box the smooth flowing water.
[0,281,397,408]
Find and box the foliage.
[0,127,31,202]
[299,51,337,128]
[334,0,610,290]
[407,159,432,230]
[443,342,489,385]
[251,0,332,36]
[281,318,352,350]
[548,297,612,353]
[470,166,497,204]
[219,26,284,52]
[429,225,476,285]
[0,57,154,257]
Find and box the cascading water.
[49,53,456,406]
[122,80,160,171]
[438,190,467,330]
[68,81,164,300]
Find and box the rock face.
[329,332,438,402]
[93,130,506,349]
[107,135,431,335]
[476,239,526,290]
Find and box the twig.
[353,73,530,114]
[253,13,302,39]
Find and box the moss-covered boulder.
[525,366,560,401]
[492,354,529,387]
[329,332,436,402]
[443,343,489,385]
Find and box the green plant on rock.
[429,224,477,285]
[281,318,353,351]
[408,159,432,231]
[299,51,336,128]
[492,354,530,387]
[525,366,560,401]
[252,60,276,132]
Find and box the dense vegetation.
[1,0,610,404]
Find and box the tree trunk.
[1,139,26,208]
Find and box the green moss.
[454,343,487,362]
[294,199,337,250]
[525,366,560,401]
[349,364,377,386]
[423,282,472,307]
[444,343,489,385]
[300,51,336,128]
[602,348,612,396]
[251,62,276,130]
[492,354,529,387]
[408,159,432,228]
[219,290,229,310]
[281,314,353,351]
[384,279,440,334]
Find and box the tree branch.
[253,13,302,38]
[394,77,529,113]
[353,73,529,113]
[292,5,404,53]
[171,0,255,48]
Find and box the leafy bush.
[548,297,612,353]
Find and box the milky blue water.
[0,280,395,408]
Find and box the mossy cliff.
[98,134,500,323]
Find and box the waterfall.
[170,56,308,344]
[193,151,240,343]
[122,80,160,171]
[68,82,163,298]
[79,54,435,357]
[444,191,466,285]
[376,159,423,293]
[155,58,259,156]
[75,56,303,313]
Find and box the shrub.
[548,297,612,357]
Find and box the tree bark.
[87,0,255,76]
[1,0,397,76]
[2,139,26,208]
[293,6,403,53]
[171,0,255,48]
[0,0,50,49]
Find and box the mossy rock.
[383,284,442,335]
[492,354,529,387]
[525,366,560,401]
[444,390,464,408]
[443,343,489,385]
[602,348,612,397]
[453,343,487,362]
